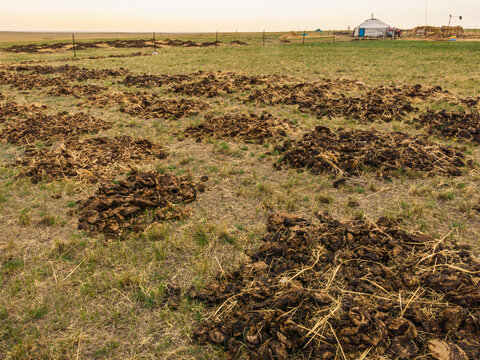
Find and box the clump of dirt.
[1,112,112,145]
[414,110,480,144]
[246,82,414,122]
[184,113,295,143]
[16,136,168,183]
[275,126,469,177]
[77,171,204,236]
[192,211,480,360]
[46,84,107,98]
[0,102,47,122]
[0,71,68,91]
[82,92,208,119]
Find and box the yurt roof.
[355,18,390,29]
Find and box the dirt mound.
[192,211,480,360]
[16,136,168,183]
[230,40,248,46]
[82,92,208,119]
[184,113,295,143]
[46,84,107,98]
[77,171,204,236]
[0,71,68,91]
[275,126,469,177]
[280,31,302,39]
[120,73,196,88]
[0,102,47,122]
[414,110,480,144]
[370,84,452,101]
[1,112,112,145]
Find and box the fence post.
[303,30,306,45]
[215,31,218,48]
[153,32,156,53]
[333,29,335,43]
[72,33,76,58]
[263,30,265,46]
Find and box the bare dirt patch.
[192,211,480,360]
[77,171,205,236]
[184,113,296,143]
[414,110,480,144]
[1,112,112,145]
[82,92,208,119]
[275,126,470,177]
[15,136,168,183]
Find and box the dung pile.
[46,84,107,98]
[247,83,414,122]
[83,92,208,119]
[192,211,480,360]
[2,64,129,80]
[276,126,469,177]
[16,136,168,183]
[0,102,47,122]
[0,71,68,91]
[1,112,112,145]
[184,113,295,143]
[370,84,453,101]
[120,73,193,88]
[415,110,480,144]
[77,171,203,235]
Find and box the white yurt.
[354,16,390,37]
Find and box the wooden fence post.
[72,33,76,58]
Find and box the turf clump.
[192,211,480,359]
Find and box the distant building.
[354,16,390,37]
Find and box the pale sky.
[0,0,479,32]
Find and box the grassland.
[1,33,480,359]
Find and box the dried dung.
[184,113,295,143]
[1,112,112,145]
[192,211,480,359]
[0,71,68,91]
[0,102,47,122]
[46,84,107,98]
[275,125,469,177]
[82,92,208,119]
[414,110,480,144]
[16,136,168,183]
[2,64,129,80]
[77,171,203,236]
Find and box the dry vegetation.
[1,34,480,360]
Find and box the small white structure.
[354,16,390,37]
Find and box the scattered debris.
[1,112,112,145]
[192,211,480,360]
[275,126,469,177]
[415,110,480,144]
[16,136,168,183]
[184,113,295,143]
[77,171,203,236]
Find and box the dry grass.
[1,34,480,359]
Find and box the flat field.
[1,33,480,359]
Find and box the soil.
[46,84,107,98]
[184,113,295,143]
[191,211,480,360]
[414,110,480,144]
[82,92,208,119]
[1,112,112,145]
[15,136,168,183]
[77,170,205,236]
[0,102,47,122]
[275,126,470,178]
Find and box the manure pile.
[2,64,129,80]
[77,171,204,236]
[184,113,295,143]
[1,112,112,145]
[276,126,469,177]
[0,102,47,122]
[83,92,208,119]
[415,110,480,144]
[46,84,107,98]
[16,136,167,183]
[0,71,68,91]
[192,212,480,360]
